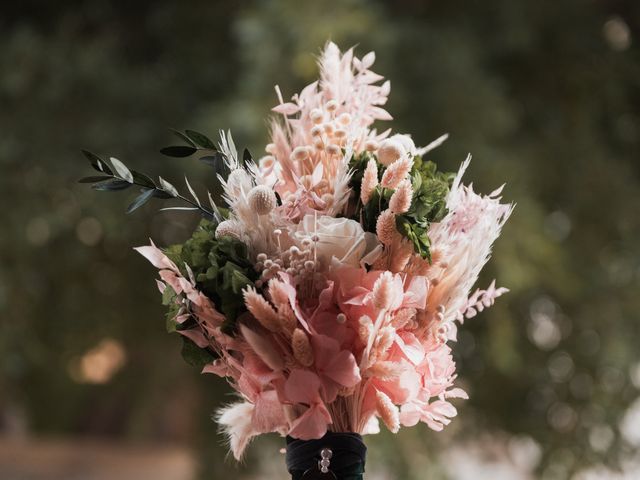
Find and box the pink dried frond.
[239,324,284,372]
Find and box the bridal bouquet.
[80,43,512,477]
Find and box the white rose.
[295,215,379,268]
[389,134,416,157]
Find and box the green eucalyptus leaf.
[180,336,215,368]
[242,148,252,165]
[131,171,156,189]
[152,189,174,199]
[185,129,216,149]
[126,188,155,214]
[160,145,198,157]
[92,178,132,191]
[82,150,113,175]
[170,128,197,147]
[158,177,179,197]
[110,157,134,183]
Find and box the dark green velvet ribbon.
[286,432,366,480]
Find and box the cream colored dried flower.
[377,139,405,166]
[247,185,277,215]
[215,219,244,241]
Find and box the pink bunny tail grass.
[358,315,374,343]
[380,157,412,189]
[243,286,280,332]
[277,303,297,334]
[374,326,395,357]
[389,179,413,214]
[376,390,400,433]
[392,307,417,329]
[268,278,290,307]
[388,237,414,273]
[376,209,397,245]
[361,159,379,205]
[372,271,395,310]
[291,328,314,367]
[216,402,257,460]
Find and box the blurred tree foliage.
[1,0,639,479]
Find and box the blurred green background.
[1,0,639,479]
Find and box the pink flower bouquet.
[80,42,512,478]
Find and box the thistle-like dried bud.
[361,159,379,205]
[247,185,277,215]
[376,209,397,245]
[376,139,405,166]
[389,179,413,214]
[376,390,400,433]
[292,328,314,367]
[215,219,244,241]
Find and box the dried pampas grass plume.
[217,402,257,460]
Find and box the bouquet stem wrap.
[286,432,366,480]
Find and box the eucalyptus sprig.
[79,150,219,219]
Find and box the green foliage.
[180,336,216,369]
[164,220,257,335]
[348,152,454,260]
